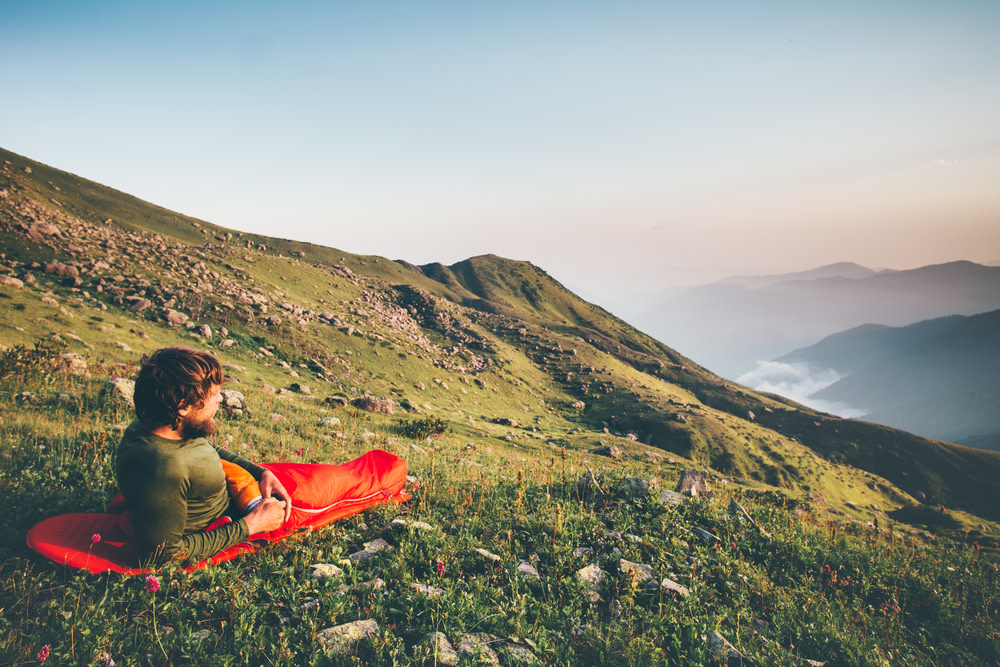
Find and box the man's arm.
[129,464,251,564]
[213,444,292,522]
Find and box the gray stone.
[619,559,655,586]
[576,563,605,602]
[707,630,745,665]
[660,577,690,598]
[658,489,687,507]
[517,560,540,582]
[458,633,501,666]
[417,632,460,666]
[316,619,378,655]
[308,563,344,579]
[349,538,393,563]
[676,469,713,498]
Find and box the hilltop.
[2,146,1000,664]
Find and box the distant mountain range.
[778,310,1000,451]
[635,261,1000,379]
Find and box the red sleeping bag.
[26,449,410,574]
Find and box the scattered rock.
[658,489,686,507]
[517,560,541,582]
[417,632,460,666]
[289,382,311,394]
[0,275,24,289]
[58,352,88,375]
[410,582,444,598]
[195,323,212,339]
[619,559,655,587]
[571,400,586,410]
[576,563,605,602]
[220,389,247,415]
[617,477,659,497]
[318,416,341,428]
[458,633,501,667]
[352,395,395,415]
[349,538,393,563]
[707,630,746,665]
[102,378,135,406]
[660,577,690,598]
[308,563,344,579]
[316,619,378,655]
[163,309,189,326]
[676,470,713,499]
[589,445,623,460]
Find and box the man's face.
[178,384,223,439]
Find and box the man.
[116,346,290,564]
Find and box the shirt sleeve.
[130,458,250,565]
[213,443,268,479]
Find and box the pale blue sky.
[3,1,999,309]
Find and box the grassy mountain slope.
[3,145,1000,527]
[3,146,1000,664]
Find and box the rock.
[389,518,434,532]
[316,619,378,655]
[102,378,135,406]
[289,382,311,394]
[308,563,344,579]
[218,339,236,348]
[729,498,771,537]
[352,395,395,415]
[571,400,586,410]
[163,309,189,326]
[44,260,78,278]
[318,416,341,428]
[492,417,518,428]
[707,630,746,665]
[676,470,713,499]
[129,298,152,312]
[220,389,247,415]
[471,547,501,564]
[660,577,690,598]
[589,445,623,459]
[58,353,88,375]
[325,395,349,407]
[517,560,541,582]
[349,538,392,563]
[195,324,212,339]
[617,477,660,497]
[458,633,501,667]
[658,489,686,507]
[576,564,605,602]
[692,527,721,546]
[619,559,655,587]
[417,632,460,666]
[0,275,24,288]
[645,451,665,463]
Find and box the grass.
[1,347,999,666]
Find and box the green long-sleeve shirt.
[116,420,267,564]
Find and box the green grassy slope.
[3,144,999,530]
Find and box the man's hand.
[244,497,287,535]
[259,469,292,522]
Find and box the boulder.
[316,619,378,655]
[352,395,395,415]
[676,469,713,498]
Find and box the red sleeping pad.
[26,449,410,574]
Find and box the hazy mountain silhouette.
[779,310,1000,450]
[635,262,1000,379]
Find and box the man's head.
[134,347,225,437]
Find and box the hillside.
[779,310,1000,450]
[3,144,1000,527]
[3,146,1000,664]
[635,260,1000,378]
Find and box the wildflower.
[91,533,102,544]
[436,559,445,576]
[144,575,161,593]
[37,645,50,664]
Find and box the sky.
[3,0,999,313]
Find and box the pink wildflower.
[37,645,50,664]
[144,575,161,593]
[91,533,101,544]
[436,559,445,576]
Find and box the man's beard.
[179,414,218,440]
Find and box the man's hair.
[133,347,224,430]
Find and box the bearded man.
[116,346,289,564]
